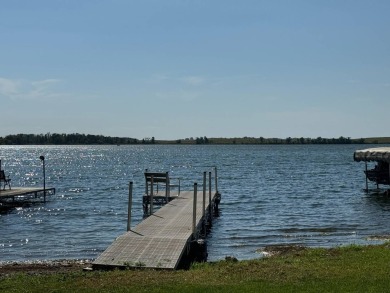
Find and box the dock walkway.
[93,189,218,270]
[0,187,55,200]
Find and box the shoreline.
[2,236,390,277]
[2,244,390,292]
[0,245,306,277]
[0,259,93,278]
[1,239,389,277]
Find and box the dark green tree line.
[0,133,139,145]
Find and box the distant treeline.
[175,136,363,144]
[1,133,389,145]
[0,133,139,145]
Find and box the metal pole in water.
[127,181,133,231]
[388,164,390,186]
[208,171,212,217]
[145,169,148,195]
[202,172,206,220]
[166,171,169,203]
[365,162,368,192]
[150,175,154,215]
[192,183,197,236]
[40,156,46,202]
[214,166,218,194]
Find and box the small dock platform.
[0,158,54,204]
[0,187,55,201]
[93,169,221,270]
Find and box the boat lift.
[354,147,390,191]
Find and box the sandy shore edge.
[0,259,93,278]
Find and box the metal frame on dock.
[142,170,182,216]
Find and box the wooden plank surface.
[93,190,212,269]
[0,187,55,199]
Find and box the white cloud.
[0,77,20,96]
[180,76,204,86]
[148,74,205,103]
[31,78,62,88]
[154,89,199,102]
[0,77,68,101]
[152,74,170,82]
[151,74,205,86]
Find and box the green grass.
[2,244,390,292]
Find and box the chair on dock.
[0,170,11,190]
[144,171,181,197]
[143,171,181,214]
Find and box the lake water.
[1,144,390,263]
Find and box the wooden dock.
[93,170,221,270]
[0,159,54,203]
[0,187,56,201]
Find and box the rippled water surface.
[1,144,390,263]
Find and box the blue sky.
[1,0,389,140]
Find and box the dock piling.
[127,181,133,231]
[150,175,154,215]
[145,169,148,195]
[165,171,169,203]
[214,167,218,194]
[365,162,368,192]
[202,172,206,218]
[208,171,212,223]
[192,183,197,236]
[39,156,46,203]
[202,172,206,234]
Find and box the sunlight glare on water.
[1,144,390,263]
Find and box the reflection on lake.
[1,144,390,263]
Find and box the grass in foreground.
[1,244,390,293]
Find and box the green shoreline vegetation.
[1,133,390,145]
[1,244,390,292]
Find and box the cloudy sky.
[1,0,389,140]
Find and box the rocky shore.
[0,259,93,278]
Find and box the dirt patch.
[0,259,92,278]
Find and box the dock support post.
[166,171,169,203]
[127,181,133,231]
[202,172,206,233]
[214,166,218,194]
[150,176,154,215]
[208,171,212,220]
[192,183,197,236]
[388,164,390,186]
[202,172,206,219]
[145,169,148,195]
[40,156,46,203]
[365,162,368,192]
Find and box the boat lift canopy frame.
[354,147,390,191]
